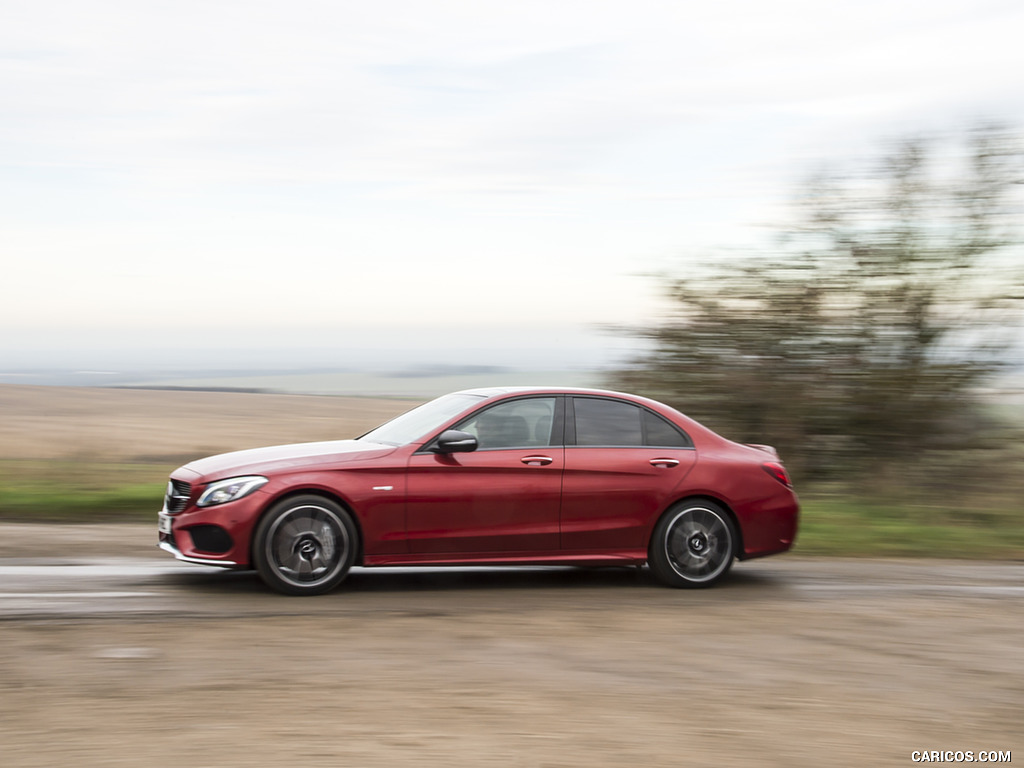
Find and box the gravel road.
[0,524,1020,767]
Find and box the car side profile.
[158,387,799,595]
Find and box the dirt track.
[0,524,1020,767]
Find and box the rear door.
[560,396,696,552]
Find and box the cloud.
[2,0,1023,364]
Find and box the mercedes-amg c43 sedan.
[158,387,799,595]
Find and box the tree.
[613,126,1023,479]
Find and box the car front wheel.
[649,500,736,588]
[253,495,357,596]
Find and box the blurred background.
[2,0,1023,555]
[3,6,1024,767]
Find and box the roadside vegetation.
[613,125,1024,558]
[0,460,170,522]
[4,464,1022,557]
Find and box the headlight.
[196,476,269,507]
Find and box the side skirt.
[362,550,647,568]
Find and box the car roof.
[455,386,636,398]
[453,387,708,432]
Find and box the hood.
[179,439,397,481]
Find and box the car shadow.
[347,565,653,592]
[162,562,788,597]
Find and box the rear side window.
[574,398,642,446]
[572,397,693,448]
[643,409,693,447]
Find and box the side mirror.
[435,430,478,453]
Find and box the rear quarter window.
[643,409,693,448]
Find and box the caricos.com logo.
[911,751,1011,763]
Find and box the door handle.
[649,458,680,468]
[521,456,554,466]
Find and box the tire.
[648,500,736,588]
[253,495,357,596]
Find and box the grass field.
[795,496,1024,557]
[2,384,1021,558]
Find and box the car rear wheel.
[253,495,357,596]
[649,500,736,588]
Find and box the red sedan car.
[158,387,798,595]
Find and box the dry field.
[0,384,415,462]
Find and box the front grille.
[164,479,192,514]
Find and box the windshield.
[358,392,486,446]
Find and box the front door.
[405,396,563,554]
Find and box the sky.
[3,0,1023,372]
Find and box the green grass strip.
[1,461,1022,558]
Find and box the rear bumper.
[737,494,800,560]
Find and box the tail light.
[762,461,793,488]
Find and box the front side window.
[454,397,557,450]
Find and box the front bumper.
[157,538,243,568]
[158,488,267,567]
